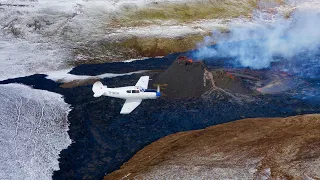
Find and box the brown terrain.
[105,114,320,179]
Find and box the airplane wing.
[135,76,149,89]
[120,99,142,114]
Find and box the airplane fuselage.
[103,86,159,99]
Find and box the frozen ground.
[0,0,192,80]
[0,0,293,81]
[0,0,318,81]
[0,84,71,180]
[46,69,147,83]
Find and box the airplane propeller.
[156,85,161,97]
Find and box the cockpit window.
[132,90,140,93]
[126,90,131,93]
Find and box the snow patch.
[108,19,230,39]
[123,57,163,63]
[0,38,71,81]
[0,84,71,180]
[46,69,147,83]
[110,24,206,38]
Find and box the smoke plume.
[193,8,320,78]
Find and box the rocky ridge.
[105,114,320,179]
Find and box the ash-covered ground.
[1,51,319,179]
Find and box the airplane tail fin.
[92,81,106,97]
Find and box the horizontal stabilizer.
[92,81,106,97]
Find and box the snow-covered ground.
[106,19,229,39]
[0,0,319,81]
[0,0,193,80]
[0,0,273,80]
[46,69,147,83]
[0,83,71,180]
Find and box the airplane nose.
[156,92,161,97]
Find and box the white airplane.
[92,76,161,114]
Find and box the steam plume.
[193,8,320,77]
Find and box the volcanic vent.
[153,56,253,99]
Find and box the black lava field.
[1,49,319,179]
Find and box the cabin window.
[126,90,131,93]
[132,90,140,93]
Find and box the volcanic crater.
[153,56,254,100]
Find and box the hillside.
[105,114,320,179]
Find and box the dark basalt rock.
[69,53,180,76]
[210,69,253,94]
